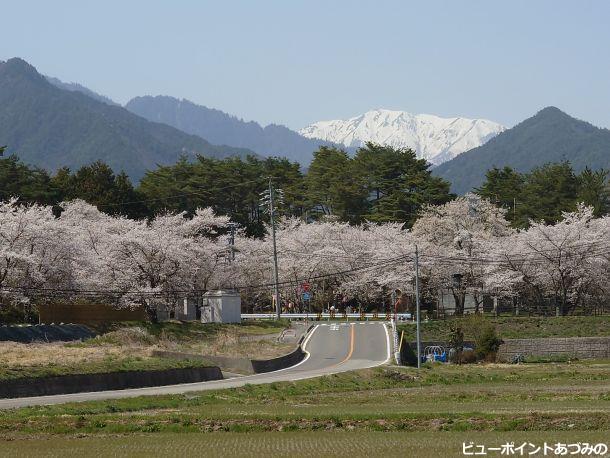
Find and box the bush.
[0,302,38,325]
[460,349,477,364]
[475,324,503,362]
[448,325,465,364]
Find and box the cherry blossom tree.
[1,193,608,318]
[411,194,512,315]
[0,198,77,303]
[491,205,609,315]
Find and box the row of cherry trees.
[1,195,609,317]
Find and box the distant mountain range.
[433,106,610,194]
[299,109,506,165]
[2,57,609,193]
[0,58,254,180]
[45,75,119,106]
[125,96,341,165]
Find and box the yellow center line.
[337,323,355,366]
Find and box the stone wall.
[399,337,610,364]
[497,337,610,361]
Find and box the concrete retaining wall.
[153,345,307,375]
[153,351,255,374]
[497,337,610,361]
[251,346,306,373]
[0,366,222,399]
[400,337,610,364]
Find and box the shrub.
[448,325,465,364]
[475,324,503,362]
[460,349,477,364]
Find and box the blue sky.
[2,0,609,130]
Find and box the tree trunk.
[452,290,465,316]
[144,300,158,323]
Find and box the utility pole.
[513,197,517,221]
[415,245,421,369]
[268,178,281,319]
[227,222,238,262]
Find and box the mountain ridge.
[126,95,342,165]
[432,106,610,194]
[0,58,256,181]
[299,108,506,165]
[45,75,118,106]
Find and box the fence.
[39,303,147,325]
[241,312,412,320]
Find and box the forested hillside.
[475,163,609,227]
[0,58,254,181]
[433,107,610,194]
[0,143,453,235]
[126,95,341,165]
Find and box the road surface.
[0,321,391,409]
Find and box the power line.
[2,242,609,299]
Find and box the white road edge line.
[0,325,322,409]
[253,324,319,375]
[289,322,392,382]
[383,322,391,364]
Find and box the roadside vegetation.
[0,320,290,382]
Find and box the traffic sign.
[302,282,310,292]
[302,292,311,301]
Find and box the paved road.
[0,321,391,409]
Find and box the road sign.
[302,291,311,301]
[302,282,310,292]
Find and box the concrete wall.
[152,350,255,374]
[153,345,307,375]
[0,366,223,399]
[400,337,610,364]
[497,337,610,361]
[251,346,306,373]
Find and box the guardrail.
[241,312,413,320]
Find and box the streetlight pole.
[415,245,421,369]
[268,178,281,319]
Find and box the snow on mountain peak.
[299,109,506,165]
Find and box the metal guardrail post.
[392,319,401,365]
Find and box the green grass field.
[1,317,608,456]
[0,361,608,456]
[2,431,608,458]
[398,315,610,340]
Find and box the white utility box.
[201,290,241,323]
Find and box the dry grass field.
[0,321,291,381]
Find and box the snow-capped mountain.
[299,109,506,165]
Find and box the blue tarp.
[0,324,95,343]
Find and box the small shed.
[175,297,198,321]
[201,290,241,323]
